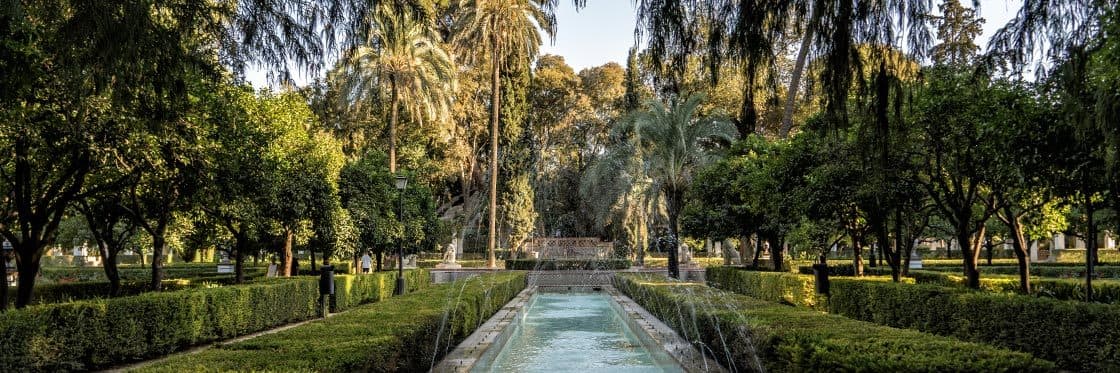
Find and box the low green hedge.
[905,270,1120,304]
[712,268,911,309]
[4,279,213,305]
[39,266,268,283]
[921,258,1120,268]
[708,267,1120,371]
[504,259,630,270]
[919,265,1120,279]
[794,264,1120,304]
[0,269,429,371]
[796,264,894,276]
[138,272,527,372]
[615,273,1053,372]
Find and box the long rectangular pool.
[470,290,686,372]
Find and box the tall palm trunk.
[487,45,502,269]
[389,78,400,174]
[780,3,817,138]
[665,187,683,279]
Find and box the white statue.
[443,241,457,264]
[678,242,695,266]
[403,254,418,269]
[436,238,462,269]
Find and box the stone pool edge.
[431,285,727,373]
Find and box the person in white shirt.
[360,252,372,274]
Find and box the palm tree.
[341,5,456,174]
[453,0,556,268]
[620,93,737,278]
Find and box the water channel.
[471,290,685,372]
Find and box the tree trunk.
[375,251,383,272]
[1085,197,1096,301]
[780,7,815,138]
[752,235,762,268]
[310,249,317,272]
[1,252,8,311]
[665,188,683,279]
[958,224,983,289]
[487,49,502,269]
[985,234,994,265]
[888,209,903,282]
[14,242,44,308]
[852,236,864,276]
[1004,211,1031,294]
[99,242,122,297]
[389,79,400,175]
[151,233,167,291]
[282,228,294,277]
[234,242,245,284]
[769,236,784,271]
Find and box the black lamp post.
[393,174,408,296]
[2,240,12,311]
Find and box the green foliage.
[137,272,525,372]
[504,259,631,270]
[615,273,1053,372]
[339,151,438,259]
[0,270,429,371]
[708,266,1120,371]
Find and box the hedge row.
[138,272,527,372]
[504,259,630,270]
[905,270,1120,304]
[39,266,268,282]
[919,265,1120,279]
[5,279,211,306]
[796,264,1120,304]
[614,273,1053,372]
[0,269,429,371]
[921,258,1120,267]
[707,267,1120,371]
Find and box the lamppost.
[2,240,12,311]
[393,174,408,296]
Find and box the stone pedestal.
[1053,234,1066,251]
[435,262,462,269]
[1029,240,1039,262]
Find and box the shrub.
[137,272,527,372]
[796,264,894,276]
[708,267,1120,371]
[905,270,1120,304]
[504,259,630,270]
[918,265,1120,279]
[39,266,268,283]
[0,270,429,371]
[615,273,1053,372]
[920,259,1120,268]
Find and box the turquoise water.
[474,291,685,373]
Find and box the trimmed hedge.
[615,273,1053,372]
[708,267,1120,371]
[921,258,1120,268]
[504,259,630,270]
[138,272,527,372]
[4,279,210,305]
[0,269,429,371]
[906,270,1120,304]
[920,265,1120,279]
[39,266,268,283]
[795,264,1120,304]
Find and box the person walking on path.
[360,252,372,274]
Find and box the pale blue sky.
[246,0,1023,87]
